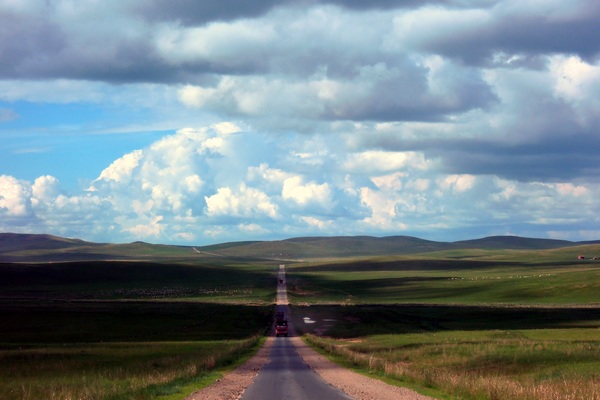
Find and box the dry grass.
[0,338,260,400]
[306,329,600,400]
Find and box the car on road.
[275,319,288,337]
[275,311,288,337]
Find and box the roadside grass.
[0,337,264,400]
[305,329,600,400]
[0,300,272,399]
[3,246,599,399]
[289,249,600,399]
[0,259,278,399]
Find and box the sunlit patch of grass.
[286,255,600,305]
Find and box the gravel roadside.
[187,264,434,400]
[185,337,274,400]
[186,335,435,400]
[291,336,435,400]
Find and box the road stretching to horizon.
[240,265,352,400]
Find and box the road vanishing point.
[240,265,352,400]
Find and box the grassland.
[0,338,263,400]
[287,246,600,305]
[2,236,600,399]
[0,260,276,303]
[305,329,600,400]
[288,246,600,400]
[0,259,278,400]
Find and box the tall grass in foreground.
[305,329,600,400]
[0,337,260,400]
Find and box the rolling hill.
[1,232,598,262]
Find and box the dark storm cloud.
[431,131,600,182]
[0,12,65,78]
[0,35,173,83]
[0,11,262,83]
[132,0,282,25]
[371,119,600,182]
[3,0,597,87]
[133,0,470,26]
[422,10,600,65]
[0,9,159,82]
[324,0,468,10]
[324,63,497,122]
[320,84,496,122]
[358,84,600,183]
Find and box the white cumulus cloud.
[0,175,32,217]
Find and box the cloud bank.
[1,0,599,244]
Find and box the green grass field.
[2,242,600,399]
[0,260,276,303]
[288,247,600,400]
[287,248,600,305]
[0,338,263,400]
[306,329,600,400]
[297,305,600,400]
[0,260,278,400]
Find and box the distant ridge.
[452,235,575,250]
[0,233,96,252]
[197,235,450,259]
[0,232,598,262]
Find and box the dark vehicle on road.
[275,319,288,337]
[275,311,288,337]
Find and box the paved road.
[241,265,352,400]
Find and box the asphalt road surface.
[241,265,352,400]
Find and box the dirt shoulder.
[187,265,434,400]
[292,336,435,400]
[185,337,274,400]
[186,335,435,400]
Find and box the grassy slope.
[3,233,597,262]
[0,259,277,343]
[287,246,600,400]
[3,233,600,399]
[286,245,600,305]
[200,235,581,259]
[0,260,277,302]
[0,257,278,400]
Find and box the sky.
[1,0,599,245]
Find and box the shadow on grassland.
[0,260,277,344]
[0,300,273,343]
[291,304,600,338]
[0,260,276,299]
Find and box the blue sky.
[1,0,599,245]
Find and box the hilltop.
[0,232,597,262]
